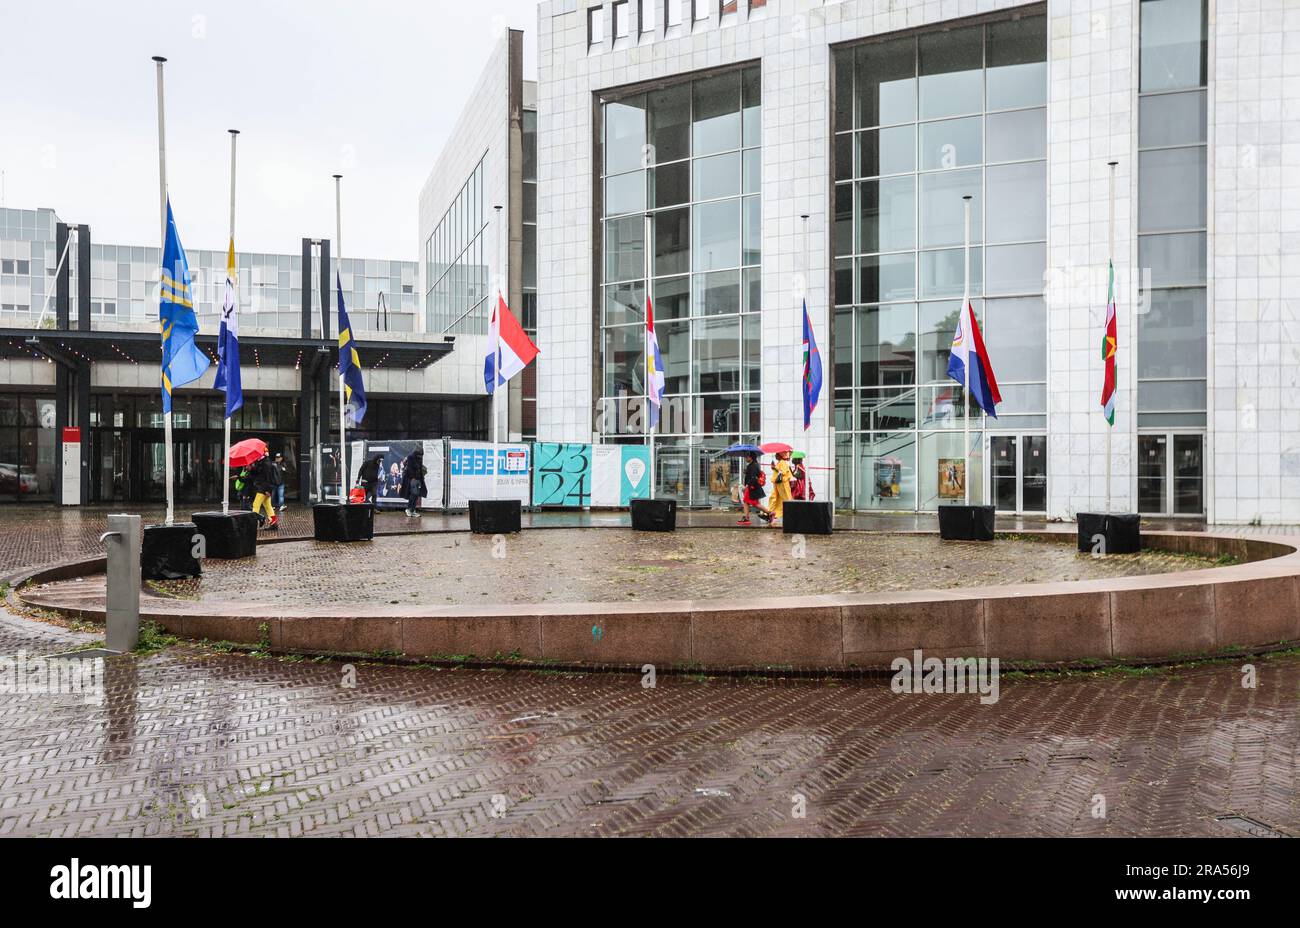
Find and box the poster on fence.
[367,440,423,508]
[591,444,651,507]
[446,440,530,508]
[532,442,592,507]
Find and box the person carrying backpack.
[738,451,773,526]
[251,453,278,530]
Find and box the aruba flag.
[158,199,210,413]
[947,300,1002,418]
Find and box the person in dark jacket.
[399,448,425,517]
[271,452,287,511]
[357,454,383,504]
[251,454,278,530]
[738,452,772,526]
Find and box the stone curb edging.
[12,528,1300,671]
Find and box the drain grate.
[1215,815,1289,838]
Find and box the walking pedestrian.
[768,450,794,526]
[790,452,815,501]
[271,452,287,511]
[251,453,278,530]
[233,466,253,511]
[737,452,772,525]
[356,453,383,504]
[399,447,426,517]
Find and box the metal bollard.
[100,513,141,652]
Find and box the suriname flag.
[1101,260,1117,426]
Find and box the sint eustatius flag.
[158,198,210,414]
[484,294,540,394]
[212,238,243,418]
[336,272,367,424]
[1101,260,1117,426]
[946,300,1001,418]
[802,300,823,430]
[645,296,666,429]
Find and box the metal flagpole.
[493,204,503,500]
[644,213,655,501]
[334,174,348,502]
[962,195,972,507]
[1106,160,1117,514]
[153,55,175,526]
[222,128,239,516]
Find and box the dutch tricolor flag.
[484,294,540,394]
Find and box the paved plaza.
[1,506,1298,838]
[53,527,1217,610]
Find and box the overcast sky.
[2,0,538,260]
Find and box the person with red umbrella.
[228,439,277,530]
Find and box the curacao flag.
[946,300,1002,418]
[484,294,540,394]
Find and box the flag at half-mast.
[336,272,367,424]
[946,300,1001,418]
[484,294,540,394]
[212,239,243,418]
[645,296,666,429]
[802,300,823,430]
[1101,260,1117,426]
[158,199,210,413]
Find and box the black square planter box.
[141,522,202,580]
[469,499,521,534]
[191,511,258,559]
[938,504,996,541]
[1077,512,1141,554]
[312,503,374,542]
[783,500,833,535]
[631,498,676,532]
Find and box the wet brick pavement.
[0,505,1298,837]
[137,529,1215,608]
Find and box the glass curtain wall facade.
[424,156,490,336]
[597,65,762,505]
[831,11,1047,511]
[1136,0,1208,515]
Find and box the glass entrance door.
[989,434,1047,514]
[990,435,1018,512]
[1138,433,1203,516]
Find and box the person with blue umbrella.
[718,443,772,526]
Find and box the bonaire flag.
[645,296,666,429]
[158,199,210,414]
[946,300,1002,418]
[337,272,367,424]
[484,294,540,394]
[212,238,243,418]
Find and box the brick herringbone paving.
[1,506,1299,837]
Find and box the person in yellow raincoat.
[768,451,794,525]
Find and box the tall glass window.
[522,109,539,439]
[1137,0,1207,430]
[597,65,761,504]
[832,11,1047,511]
[424,156,490,335]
